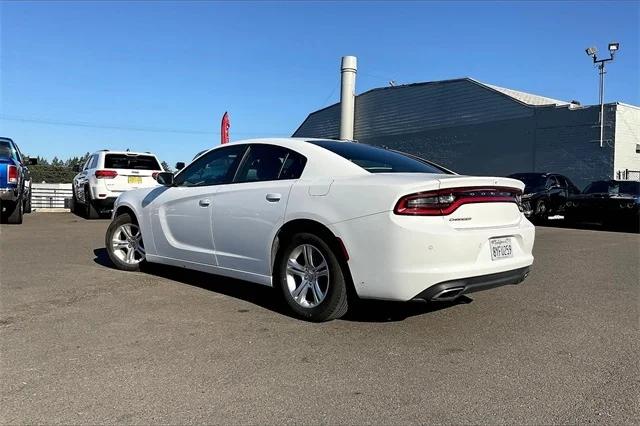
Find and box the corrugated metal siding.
[353,80,533,139]
[293,104,341,139]
[293,79,533,139]
[293,78,631,189]
[532,105,614,188]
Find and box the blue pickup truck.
[0,137,37,224]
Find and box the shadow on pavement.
[542,219,639,234]
[93,247,468,323]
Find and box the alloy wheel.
[111,223,145,265]
[286,243,330,308]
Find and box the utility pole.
[585,42,620,148]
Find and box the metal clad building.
[293,78,640,188]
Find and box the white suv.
[72,150,164,218]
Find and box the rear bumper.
[331,209,535,301]
[0,188,19,202]
[92,197,117,212]
[413,266,530,301]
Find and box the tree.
[161,161,173,172]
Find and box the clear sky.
[1,0,638,166]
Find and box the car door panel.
[212,180,294,276]
[148,143,248,266]
[210,144,306,277]
[149,186,217,265]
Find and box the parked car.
[0,137,37,224]
[565,180,640,230]
[72,150,163,219]
[105,138,535,321]
[508,172,581,223]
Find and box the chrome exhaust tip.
[431,286,465,301]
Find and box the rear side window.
[234,144,307,183]
[308,140,451,174]
[104,154,161,170]
[88,155,99,169]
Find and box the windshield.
[104,154,161,170]
[509,173,547,192]
[584,181,640,196]
[307,140,452,174]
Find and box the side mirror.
[175,162,185,171]
[156,172,175,186]
[28,158,38,165]
[73,165,81,172]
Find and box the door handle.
[266,193,282,202]
[199,199,211,207]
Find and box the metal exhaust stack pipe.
[339,55,357,140]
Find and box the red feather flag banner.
[221,112,230,145]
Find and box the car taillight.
[95,170,118,179]
[394,187,522,216]
[7,165,18,184]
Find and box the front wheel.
[275,232,349,322]
[105,213,146,271]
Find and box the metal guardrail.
[31,183,73,209]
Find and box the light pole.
[585,42,620,148]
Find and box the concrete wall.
[614,104,640,176]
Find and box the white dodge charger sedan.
[106,138,534,321]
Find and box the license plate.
[490,237,513,260]
[128,176,142,184]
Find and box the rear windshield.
[584,181,640,196]
[308,140,451,174]
[0,141,16,158]
[104,154,161,170]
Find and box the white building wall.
[614,103,640,176]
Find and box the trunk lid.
[437,176,524,229]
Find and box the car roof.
[95,150,158,156]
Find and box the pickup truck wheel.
[85,187,99,219]
[106,213,145,271]
[24,191,32,214]
[6,199,23,224]
[534,200,548,225]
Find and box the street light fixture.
[585,42,620,147]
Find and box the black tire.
[24,190,32,214]
[105,213,145,272]
[534,200,548,225]
[6,199,23,224]
[275,232,349,322]
[85,187,99,219]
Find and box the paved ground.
[1,213,638,424]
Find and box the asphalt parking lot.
[1,213,638,424]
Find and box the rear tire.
[85,187,99,219]
[24,191,32,214]
[105,213,146,271]
[6,199,23,224]
[275,232,349,322]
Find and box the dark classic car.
[565,180,640,231]
[508,173,581,223]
